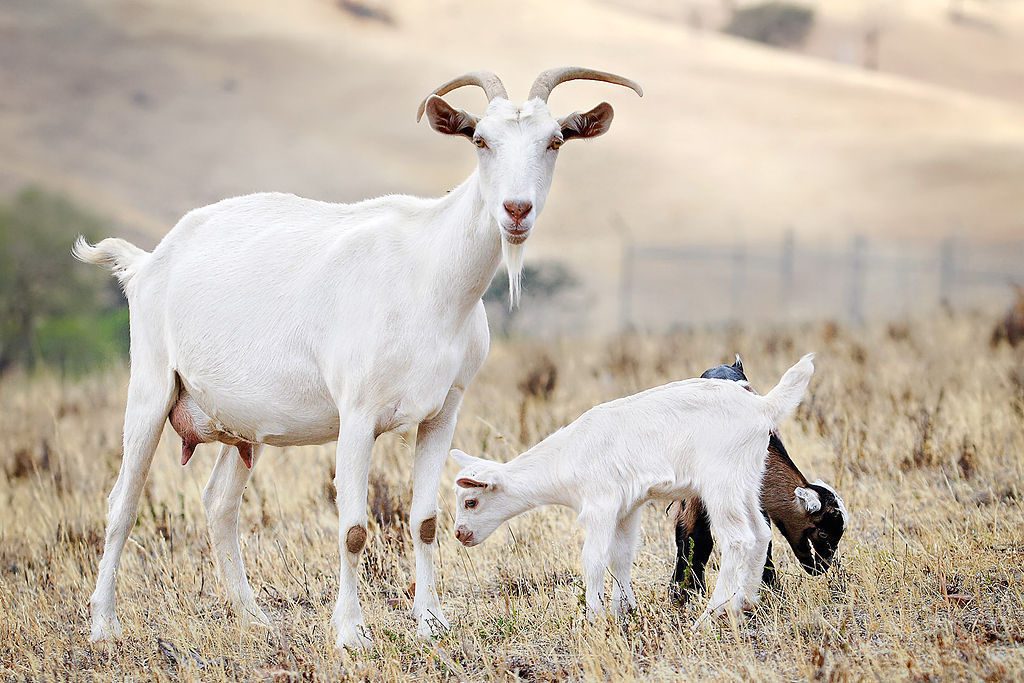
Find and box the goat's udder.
[169,393,255,468]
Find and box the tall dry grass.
[1,313,1022,681]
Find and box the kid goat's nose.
[503,200,533,225]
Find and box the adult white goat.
[73,67,642,650]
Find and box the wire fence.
[618,233,1024,330]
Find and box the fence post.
[939,237,956,306]
[848,235,866,325]
[780,230,795,313]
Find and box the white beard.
[501,238,526,309]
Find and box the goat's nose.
[503,200,533,224]
[455,526,473,544]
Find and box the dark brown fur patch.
[761,440,814,541]
[346,525,367,554]
[419,516,437,544]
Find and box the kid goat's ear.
[794,487,822,514]
[456,477,494,490]
[450,448,477,468]
[451,449,497,489]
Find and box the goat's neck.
[424,171,502,315]
[496,450,577,521]
[761,436,809,520]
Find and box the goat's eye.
[473,138,488,149]
[548,138,563,150]
[464,499,478,510]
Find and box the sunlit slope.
[1,0,1022,287]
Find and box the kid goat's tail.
[72,236,149,291]
[761,353,815,427]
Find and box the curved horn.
[528,67,643,102]
[416,71,508,122]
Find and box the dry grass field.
[2,313,1023,680]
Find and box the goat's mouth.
[800,545,834,576]
[501,225,531,245]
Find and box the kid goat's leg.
[410,388,463,638]
[90,355,175,641]
[331,414,376,650]
[581,508,618,621]
[759,509,779,589]
[700,494,758,621]
[609,510,641,617]
[670,497,714,604]
[203,443,268,628]
[741,501,772,606]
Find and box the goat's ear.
[424,96,479,140]
[558,102,614,142]
[794,487,822,514]
[456,476,495,490]
[450,448,479,468]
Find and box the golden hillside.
[2,0,1022,321]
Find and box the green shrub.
[724,2,815,48]
[0,187,127,374]
[35,309,129,375]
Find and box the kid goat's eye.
[464,499,478,509]
[548,138,563,150]
[473,138,488,149]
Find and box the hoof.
[414,607,451,639]
[669,582,696,607]
[241,606,273,631]
[335,624,373,651]
[90,614,123,642]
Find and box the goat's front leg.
[202,443,269,629]
[609,510,641,617]
[759,509,778,590]
[580,508,618,621]
[331,415,376,650]
[670,497,714,605]
[410,388,463,638]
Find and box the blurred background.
[1,0,1023,372]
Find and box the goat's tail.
[72,236,150,290]
[761,353,815,427]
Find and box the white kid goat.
[452,354,816,625]
[73,67,642,650]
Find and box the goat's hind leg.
[90,356,175,641]
[203,443,269,629]
[741,502,772,607]
[696,494,758,627]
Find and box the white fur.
[452,354,815,625]
[73,91,617,650]
[794,487,822,514]
[811,479,849,525]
